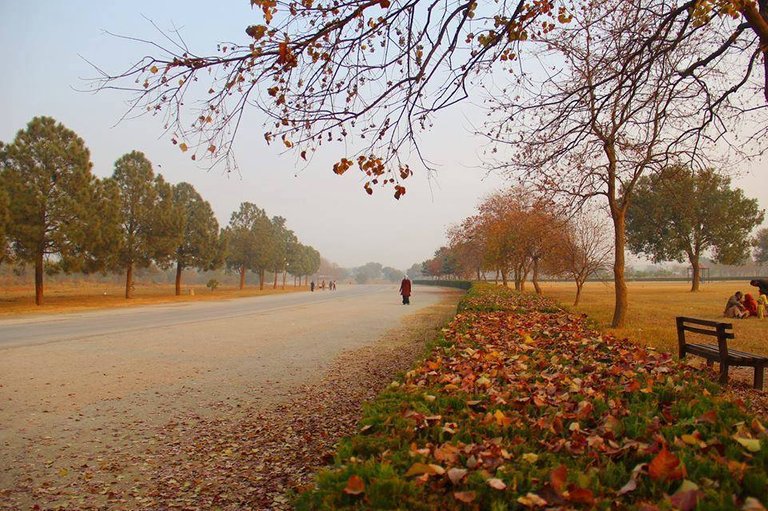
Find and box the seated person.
[724,291,748,319]
[758,293,768,320]
[743,293,758,317]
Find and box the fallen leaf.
[487,478,507,490]
[648,445,684,481]
[342,475,365,495]
[447,467,467,485]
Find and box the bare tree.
[559,212,613,307]
[488,0,727,326]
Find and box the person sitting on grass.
[724,291,748,319]
[750,278,768,297]
[743,293,758,317]
[758,293,768,320]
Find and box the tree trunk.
[282,271,287,290]
[532,257,542,295]
[175,261,183,296]
[495,269,499,284]
[690,255,701,292]
[611,210,628,328]
[574,280,583,307]
[239,266,246,290]
[476,267,481,281]
[500,268,508,287]
[260,269,265,290]
[35,251,44,306]
[125,263,133,299]
[273,270,278,289]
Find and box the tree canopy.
[1,116,107,305]
[172,182,222,295]
[626,166,764,291]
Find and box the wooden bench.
[676,317,767,390]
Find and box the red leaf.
[566,486,594,505]
[343,475,365,495]
[549,465,567,494]
[648,446,684,482]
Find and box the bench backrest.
[676,316,734,360]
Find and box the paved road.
[0,284,427,348]
[0,284,456,468]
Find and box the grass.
[538,280,768,357]
[0,281,309,316]
[294,284,768,510]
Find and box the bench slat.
[677,316,734,329]
[681,325,735,339]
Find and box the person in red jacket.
[399,276,412,305]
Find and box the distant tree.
[223,202,269,289]
[558,212,613,306]
[172,182,221,295]
[626,166,764,291]
[382,266,403,282]
[406,263,423,280]
[2,117,104,305]
[354,262,382,284]
[0,172,10,267]
[269,216,297,289]
[111,151,183,298]
[755,228,768,265]
[447,216,487,281]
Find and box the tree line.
[420,169,763,306]
[0,116,322,305]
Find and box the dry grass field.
[538,280,768,357]
[0,281,309,317]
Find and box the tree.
[406,263,424,279]
[111,151,183,298]
[0,171,11,267]
[223,202,269,289]
[172,182,222,295]
[626,166,764,291]
[354,262,383,284]
[559,212,613,306]
[755,227,768,264]
[382,266,403,282]
[268,216,297,289]
[491,1,714,326]
[1,117,103,305]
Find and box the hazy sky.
[1,1,766,271]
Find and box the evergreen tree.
[224,202,269,289]
[2,117,100,305]
[111,151,183,298]
[172,182,221,295]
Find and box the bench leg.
[719,363,729,385]
[755,365,765,390]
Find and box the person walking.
[310,280,315,292]
[399,275,412,305]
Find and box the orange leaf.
[453,491,476,503]
[648,445,684,482]
[566,486,594,505]
[342,475,365,495]
[549,465,567,494]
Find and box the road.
[0,284,458,506]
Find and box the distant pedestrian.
[321,279,326,290]
[399,276,412,305]
[310,281,315,292]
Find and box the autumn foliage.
[296,284,767,509]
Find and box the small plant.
[206,279,219,292]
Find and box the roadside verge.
[296,284,768,510]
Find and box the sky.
[1,1,766,271]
